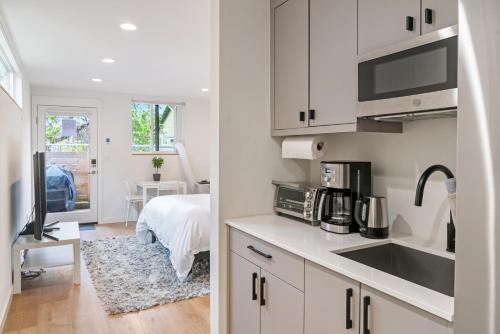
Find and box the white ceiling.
[0,0,210,98]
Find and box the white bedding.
[136,194,210,281]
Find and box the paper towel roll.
[282,136,327,160]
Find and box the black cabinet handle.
[406,16,414,31]
[345,288,353,329]
[363,296,371,334]
[425,8,433,24]
[299,111,306,122]
[252,273,258,300]
[247,245,272,259]
[309,109,316,121]
[260,277,266,306]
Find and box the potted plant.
[152,156,164,181]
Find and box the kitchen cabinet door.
[309,0,357,126]
[260,269,304,334]
[421,0,458,35]
[305,261,360,334]
[360,284,449,334]
[229,252,261,334]
[358,0,421,55]
[272,0,309,130]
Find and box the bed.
[136,194,210,281]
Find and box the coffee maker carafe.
[318,161,371,234]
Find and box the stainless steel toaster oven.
[272,181,324,226]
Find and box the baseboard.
[0,286,13,333]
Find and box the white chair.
[123,181,144,227]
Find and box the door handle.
[260,277,266,306]
[363,296,371,334]
[406,16,414,31]
[88,171,97,175]
[425,8,433,24]
[299,111,306,122]
[309,109,316,121]
[345,288,353,329]
[251,272,258,301]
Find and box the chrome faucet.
[414,165,456,253]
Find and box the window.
[131,101,181,153]
[0,24,22,106]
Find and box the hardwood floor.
[3,223,210,334]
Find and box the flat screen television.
[20,152,48,240]
[33,152,47,240]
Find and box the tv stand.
[12,221,80,294]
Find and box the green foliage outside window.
[131,102,176,152]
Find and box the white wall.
[210,0,310,332]
[31,87,210,223]
[0,81,31,329]
[455,1,500,333]
[310,118,457,248]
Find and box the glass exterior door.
[37,106,98,224]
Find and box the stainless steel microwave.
[358,25,458,119]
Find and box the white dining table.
[136,180,187,204]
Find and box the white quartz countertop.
[226,214,454,322]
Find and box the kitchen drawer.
[230,228,304,291]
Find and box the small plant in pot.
[152,156,164,181]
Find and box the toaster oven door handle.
[247,245,272,259]
[317,191,326,222]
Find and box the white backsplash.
[310,118,457,248]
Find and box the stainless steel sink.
[336,243,455,297]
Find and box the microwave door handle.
[317,191,326,222]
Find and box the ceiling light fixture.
[92,78,103,83]
[201,88,209,92]
[102,58,115,64]
[120,23,137,31]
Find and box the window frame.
[130,100,184,155]
[0,22,22,108]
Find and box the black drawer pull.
[247,245,272,259]
[406,16,414,31]
[260,277,266,306]
[425,8,433,24]
[252,272,258,300]
[299,111,306,122]
[345,288,353,329]
[363,296,371,334]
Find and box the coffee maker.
[318,161,371,234]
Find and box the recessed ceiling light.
[120,23,137,31]
[92,78,103,83]
[201,88,209,92]
[102,58,115,64]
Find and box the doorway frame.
[31,95,103,223]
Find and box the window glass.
[131,102,178,152]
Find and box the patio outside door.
[37,105,98,224]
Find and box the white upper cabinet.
[309,0,357,126]
[358,0,421,55]
[273,0,309,130]
[421,0,458,34]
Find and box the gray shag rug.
[81,235,210,315]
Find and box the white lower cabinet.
[230,252,261,334]
[261,269,304,334]
[229,229,305,334]
[305,261,360,333]
[360,284,449,334]
[230,228,452,334]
